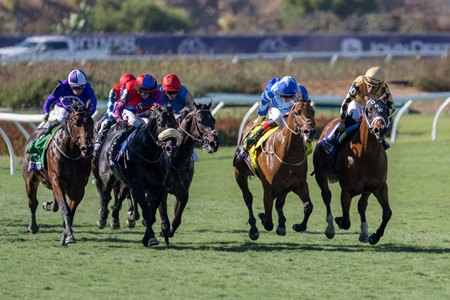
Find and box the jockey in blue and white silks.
[244,76,310,150]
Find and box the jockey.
[244,76,310,150]
[94,73,136,155]
[319,66,395,157]
[113,73,164,129]
[159,74,194,120]
[42,69,97,134]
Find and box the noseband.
[281,103,314,138]
[365,100,390,137]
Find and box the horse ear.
[208,99,212,109]
[86,100,92,111]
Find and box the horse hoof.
[276,226,286,236]
[110,219,120,230]
[65,235,77,244]
[147,237,160,247]
[359,233,369,243]
[96,219,107,229]
[126,219,136,228]
[249,229,259,241]
[42,202,53,211]
[325,227,335,239]
[292,223,307,232]
[28,225,39,234]
[368,234,380,245]
[335,217,350,230]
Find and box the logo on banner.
[341,38,363,54]
[177,37,210,54]
[258,36,292,53]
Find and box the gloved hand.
[43,113,49,121]
[117,118,128,128]
[253,115,264,126]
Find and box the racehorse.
[22,101,94,246]
[158,102,220,238]
[312,98,392,245]
[233,101,316,240]
[92,106,180,246]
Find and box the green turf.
[0,113,449,299]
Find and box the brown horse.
[233,101,316,240]
[22,102,94,246]
[313,98,392,245]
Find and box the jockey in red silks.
[41,69,97,134]
[113,73,164,129]
[94,73,136,155]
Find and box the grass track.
[0,113,450,299]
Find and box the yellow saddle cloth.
[244,126,312,169]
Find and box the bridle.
[364,99,390,138]
[178,109,217,150]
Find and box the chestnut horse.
[22,102,94,246]
[93,106,179,246]
[158,102,220,238]
[233,101,316,240]
[313,98,392,245]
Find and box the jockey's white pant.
[49,106,69,123]
[122,109,148,128]
[347,101,365,121]
[268,107,284,126]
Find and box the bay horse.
[158,102,220,238]
[92,106,179,247]
[233,101,316,240]
[313,98,392,245]
[22,101,94,246]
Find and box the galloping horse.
[22,102,94,246]
[233,101,316,240]
[93,106,179,246]
[313,98,392,245]
[158,102,220,238]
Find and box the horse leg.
[315,172,335,239]
[170,191,189,238]
[291,182,314,232]
[131,185,158,247]
[25,177,40,234]
[274,193,287,236]
[42,197,59,212]
[259,189,274,232]
[126,193,139,228]
[65,197,82,244]
[369,183,392,245]
[357,193,370,243]
[234,166,259,240]
[110,183,125,230]
[96,179,114,229]
[149,189,170,246]
[53,189,73,247]
[158,194,171,238]
[335,190,352,230]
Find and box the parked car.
[0,35,108,62]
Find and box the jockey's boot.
[382,139,390,150]
[108,131,127,167]
[244,120,276,151]
[319,130,341,158]
[94,119,113,157]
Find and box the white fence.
[1,93,450,175]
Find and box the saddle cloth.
[27,125,62,171]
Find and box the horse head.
[66,101,94,157]
[364,98,390,142]
[285,100,316,143]
[150,106,180,159]
[180,102,220,153]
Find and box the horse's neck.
[175,120,196,166]
[358,118,382,155]
[274,122,304,157]
[131,128,160,157]
[55,127,78,153]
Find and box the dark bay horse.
[22,102,94,246]
[158,102,220,238]
[233,101,316,240]
[92,106,179,246]
[313,98,392,245]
